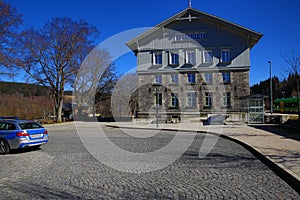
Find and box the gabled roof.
[126,7,263,52]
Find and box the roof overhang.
[126,8,263,53]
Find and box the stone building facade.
[126,7,262,119]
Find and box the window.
[205,73,213,83]
[155,92,162,106]
[175,32,207,41]
[0,123,16,130]
[169,52,179,65]
[0,123,5,130]
[223,92,231,107]
[204,51,213,63]
[187,92,197,107]
[222,72,231,83]
[171,74,178,84]
[221,49,230,62]
[19,122,43,129]
[186,51,196,64]
[175,34,185,41]
[200,32,207,39]
[155,75,162,84]
[7,123,16,130]
[153,52,162,65]
[187,73,195,83]
[205,93,212,107]
[171,93,179,107]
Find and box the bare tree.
[282,48,300,119]
[94,62,117,116]
[17,17,98,122]
[111,72,138,118]
[72,47,117,119]
[0,0,22,78]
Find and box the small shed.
[238,93,266,124]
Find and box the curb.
[106,124,300,195]
[219,134,300,194]
[42,121,74,127]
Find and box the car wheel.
[0,139,10,154]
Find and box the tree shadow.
[2,182,82,199]
[258,146,300,163]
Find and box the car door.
[0,122,7,139]
[0,122,17,140]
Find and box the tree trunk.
[54,94,64,123]
[56,100,63,122]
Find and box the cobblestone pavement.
[0,123,299,199]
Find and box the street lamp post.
[155,88,161,128]
[296,75,300,121]
[268,61,273,114]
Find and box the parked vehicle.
[274,97,300,113]
[0,119,48,154]
[0,116,20,120]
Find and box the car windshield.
[19,122,43,130]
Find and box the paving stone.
[0,123,299,199]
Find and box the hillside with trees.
[0,81,53,120]
[251,73,299,100]
[0,81,49,96]
[0,1,118,122]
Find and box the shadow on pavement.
[9,146,41,154]
[249,125,300,142]
[97,117,132,122]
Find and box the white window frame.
[200,32,207,39]
[174,32,207,41]
[204,50,213,63]
[205,73,213,83]
[171,74,178,84]
[186,50,196,65]
[223,92,231,107]
[155,75,162,84]
[222,72,231,83]
[205,92,212,107]
[153,52,162,65]
[186,92,197,107]
[221,49,230,62]
[169,52,179,65]
[155,92,162,106]
[175,34,184,41]
[187,73,196,83]
[171,93,179,107]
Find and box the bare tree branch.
[0,0,23,78]
[17,17,98,122]
[282,48,300,119]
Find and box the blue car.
[0,119,48,154]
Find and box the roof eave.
[126,7,263,51]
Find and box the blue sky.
[7,0,300,86]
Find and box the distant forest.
[0,81,49,96]
[0,82,53,119]
[250,73,299,99]
[0,74,299,119]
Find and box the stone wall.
[135,70,250,118]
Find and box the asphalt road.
[0,122,299,199]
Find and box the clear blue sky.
[7,0,300,86]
